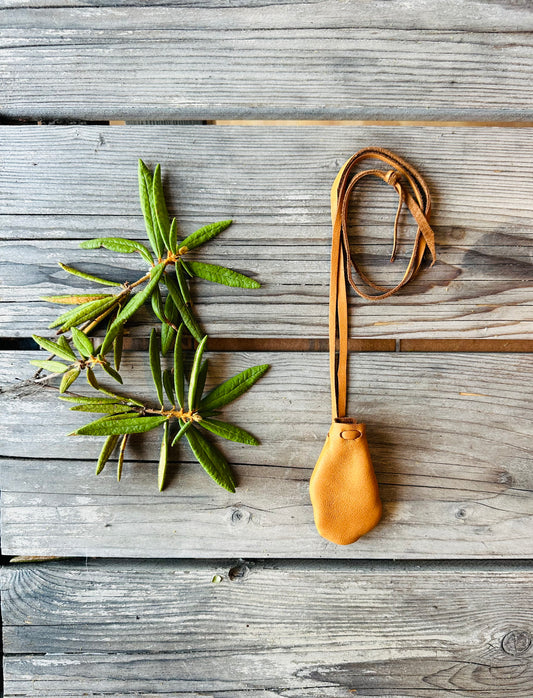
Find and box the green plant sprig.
[65,329,269,492]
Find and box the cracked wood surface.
[2,1,533,121]
[2,125,533,338]
[1,559,532,696]
[2,350,532,558]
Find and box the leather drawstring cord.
[329,147,437,420]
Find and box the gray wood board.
[2,559,533,696]
[2,125,533,338]
[2,1,533,120]
[2,350,532,558]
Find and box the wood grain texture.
[2,350,532,558]
[2,125,533,338]
[2,559,533,696]
[2,1,533,120]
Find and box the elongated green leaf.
[173,323,185,409]
[161,292,179,356]
[59,395,130,405]
[187,261,260,289]
[200,364,269,412]
[85,366,143,404]
[185,426,235,492]
[171,418,192,447]
[139,159,162,258]
[30,359,70,373]
[70,403,135,414]
[181,259,193,277]
[71,327,95,358]
[163,368,175,406]
[49,296,118,331]
[200,418,259,445]
[175,260,191,304]
[59,367,81,393]
[58,262,121,287]
[72,414,168,436]
[180,220,232,251]
[100,361,123,384]
[169,218,178,254]
[188,335,208,411]
[158,420,170,491]
[41,294,111,305]
[99,262,165,355]
[57,335,78,361]
[151,284,165,322]
[149,328,164,406]
[117,434,128,481]
[165,274,203,342]
[152,164,171,251]
[96,434,120,475]
[80,237,153,265]
[196,359,209,404]
[32,334,76,362]
[113,328,124,371]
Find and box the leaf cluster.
[31,160,268,492]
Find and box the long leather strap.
[329,147,437,420]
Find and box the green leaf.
[70,403,135,414]
[169,218,178,255]
[59,367,81,393]
[173,323,185,409]
[59,395,131,405]
[187,261,260,289]
[57,335,78,361]
[85,366,143,404]
[32,334,76,362]
[100,361,123,384]
[200,418,259,445]
[99,262,165,355]
[180,220,232,251]
[149,328,164,406]
[72,414,168,436]
[196,359,209,404]
[49,296,119,331]
[58,262,121,287]
[188,335,208,411]
[185,426,235,493]
[138,159,163,259]
[113,328,124,371]
[165,273,203,342]
[30,359,70,373]
[158,420,170,491]
[200,364,269,412]
[175,260,191,304]
[71,327,95,358]
[96,434,120,475]
[152,164,171,251]
[163,368,175,406]
[161,292,179,356]
[171,418,192,447]
[80,237,153,265]
[151,284,165,322]
[41,294,112,305]
[117,434,128,481]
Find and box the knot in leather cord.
[329,147,437,419]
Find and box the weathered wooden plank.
[2,125,533,338]
[2,560,532,696]
[2,350,532,557]
[2,1,533,120]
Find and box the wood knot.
[501,630,532,656]
[230,507,251,526]
[228,563,250,582]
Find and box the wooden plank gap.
[214,119,533,128]
[400,339,533,353]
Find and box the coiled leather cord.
[329,147,437,420]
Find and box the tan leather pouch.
[309,147,436,546]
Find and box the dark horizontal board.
[2,125,533,338]
[2,350,532,558]
[2,560,533,696]
[2,1,533,120]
